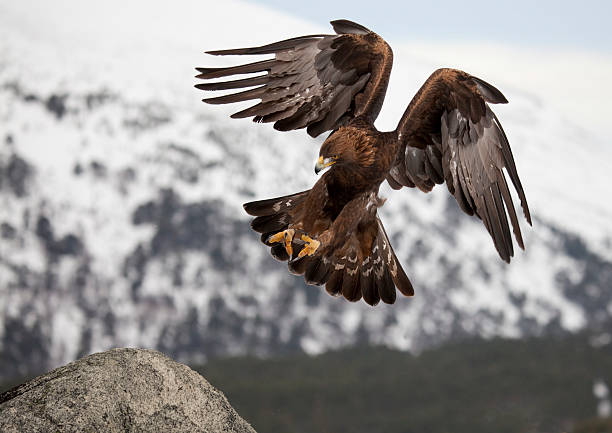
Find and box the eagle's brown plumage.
[196,19,532,305]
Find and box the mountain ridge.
[1,0,611,379]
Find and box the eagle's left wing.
[387,68,531,263]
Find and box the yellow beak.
[315,156,336,174]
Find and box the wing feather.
[195,59,275,79]
[497,171,524,249]
[195,75,270,91]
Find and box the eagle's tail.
[287,216,414,305]
[244,192,414,305]
[243,190,311,261]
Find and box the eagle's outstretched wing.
[195,19,393,137]
[387,68,532,263]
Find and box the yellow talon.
[298,234,320,258]
[268,229,295,257]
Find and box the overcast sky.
[251,0,611,54]
[246,0,611,136]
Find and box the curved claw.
[268,229,295,257]
[297,234,320,258]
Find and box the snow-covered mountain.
[1,0,611,380]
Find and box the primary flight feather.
[196,19,532,305]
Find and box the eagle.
[195,19,531,306]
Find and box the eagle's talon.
[268,229,295,257]
[297,234,320,258]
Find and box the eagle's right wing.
[196,20,393,137]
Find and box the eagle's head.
[315,128,376,174]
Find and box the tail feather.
[270,244,290,262]
[341,270,362,302]
[288,253,313,276]
[304,257,332,286]
[375,218,414,297]
[251,213,289,233]
[378,266,397,304]
[243,190,310,216]
[360,259,379,306]
[325,270,344,297]
[244,191,310,264]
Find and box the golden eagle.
[195,19,531,305]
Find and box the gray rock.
[0,348,256,433]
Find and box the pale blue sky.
[251,0,612,54]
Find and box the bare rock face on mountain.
[0,348,255,433]
[2,0,612,384]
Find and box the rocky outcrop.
[0,348,255,433]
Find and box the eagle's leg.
[268,228,295,257]
[297,234,320,258]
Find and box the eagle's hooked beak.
[315,156,336,174]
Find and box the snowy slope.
[1,0,611,379]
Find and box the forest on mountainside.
[198,335,612,433]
